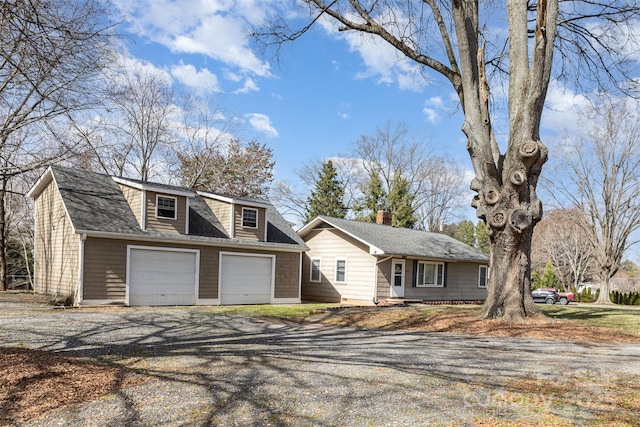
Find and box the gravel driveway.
[1,298,639,426]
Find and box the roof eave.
[26,166,54,199]
[74,229,308,253]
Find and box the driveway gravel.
[1,298,639,426]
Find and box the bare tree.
[546,100,640,303]
[255,1,640,320]
[353,121,465,231]
[531,209,595,291]
[78,62,177,180]
[0,0,115,290]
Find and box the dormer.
[113,177,196,234]
[198,192,270,242]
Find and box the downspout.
[298,251,303,302]
[374,255,394,304]
[76,233,87,307]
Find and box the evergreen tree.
[387,170,416,228]
[304,160,347,222]
[456,220,476,246]
[353,168,386,222]
[475,220,490,254]
[537,260,558,289]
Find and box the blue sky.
[113,1,487,183]
[111,0,604,222]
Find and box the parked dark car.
[531,288,559,304]
[539,287,574,305]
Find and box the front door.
[390,260,405,298]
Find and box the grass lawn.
[202,302,640,341]
[538,304,640,334]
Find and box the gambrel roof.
[299,215,489,262]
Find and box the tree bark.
[0,175,7,291]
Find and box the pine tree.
[353,168,386,222]
[304,160,347,223]
[456,220,476,246]
[475,220,490,254]
[387,170,416,228]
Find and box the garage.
[220,253,274,305]
[127,247,199,306]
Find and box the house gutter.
[73,230,308,253]
[373,255,394,304]
[76,233,87,306]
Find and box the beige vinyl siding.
[274,252,300,299]
[145,191,187,234]
[233,205,266,241]
[118,184,143,227]
[203,198,232,236]
[302,228,376,302]
[403,260,488,301]
[33,181,79,302]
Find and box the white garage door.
[128,247,198,306]
[220,253,273,305]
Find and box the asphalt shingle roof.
[48,165,306,250]
[314,215,489,262]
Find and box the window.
[478,265,489,289]
[242,208,258,228]
[156,196,176,219]
[416,262,444,287]
[310,258,321,282]
[335,258,347,283]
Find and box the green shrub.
[611,290,640,305]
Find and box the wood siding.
[233,205,266,241]
[204,198,232,236]
[402,260,488,301]
[302,228,376,302]
[33,181,79,301]
[83,238,218,301]
[376,258,392,297]
[274,252,300,299]
[118,184,143,227]
[81,237,301,303]
[144,191,187,234]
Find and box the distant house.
[299,213,489,304]
[28,165,307,306]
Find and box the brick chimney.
[376,209,392,225]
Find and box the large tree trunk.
[482,227,538,320]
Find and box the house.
[27,165,308,306]
[299,213,489,304]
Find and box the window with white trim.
[335,258,347,283]
[156,196,177,219]
[416,261,444,287]
[310,257,321,283]
[478,265,489,289]
[242,208,258,228]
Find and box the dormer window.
[242,207,258,228]
[157,195,177,219]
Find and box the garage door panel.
[220,254,272,305]
[128,248,198,306]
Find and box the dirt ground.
[1,294,639,424]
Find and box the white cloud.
[246,113,278,137]
[171,63,220,94]
[317,9,427,92]
[423,96,448,123]
[117,0,272,77]
[541,81,591,136]
[234,78,259,94]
